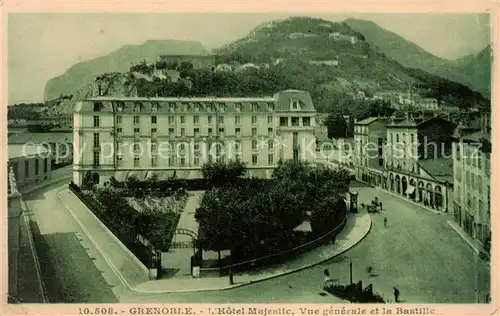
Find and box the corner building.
[73,90,317,186]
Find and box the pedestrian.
[323,269,334,289]
[384,217,388,227]
[393,287,400,303]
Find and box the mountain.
[44,40,209,101]
[43,17,488,114]
[213,17,487,110]
[343,18,489,97]
[455,45,491,98]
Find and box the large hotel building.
[73,90,317,186]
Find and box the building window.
[235,116,241,125]
[152,103,158,112]
[134,116,140,124]
[303,117,310,126]
[219,128,225,136]
[208,116,212,124]
[93,115,100,127]
[93,152,100,167]
[268,116,273,124]
[181,116,185,124]
[134,103,141,112]
[194,142,200,151]
[44,158,48,173]
[194,128,200,138]
[194,104,199,112]
[219,116,224,124]
[268,103,275,112]
[133,142,140,152]
[35,160,39,176]
[292,100,300,110]
[169,128,175,137]
[180,158,186,166]
[134,127,140,134]
[116,116,122,124]
[152,156,158,167]
[194,157,200,166]
[280,117,288,126]
[293,149,299,161]
[252,154,258,165]
[194,116,199,124]
[151,116,157,124]
[117,156,123,167]
[219,103,225,112]
[181,128,185,137]
[268,139,274,149]
[117,127,123,135]
[168,156,174,166]
[291,117,299,126]
[235,104,241,112]
[293,132,298,146]
[235,128,241,137]
[268,154,274,165]
[252,103,258,112]
[208,128,213,137]
[252,140,258,150]
[24,160,29,177]
[151,128,157,137]
[134,157,140,167]
[168,116,174,124]
[252,128,257,137]
[268,128,273,137]
[396,133,399,142]
[378,158,384,167]
[252,116,257,124]
[150,142,157,153]
[93,133,100,148]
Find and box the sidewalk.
[133,212,372,293]
[446,220,489,264]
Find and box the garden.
[72,172,189,266]
[194,159,352,272]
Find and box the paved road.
[25,181,490,303]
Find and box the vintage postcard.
[1,1,498,315]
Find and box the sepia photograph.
[4,9,494,308]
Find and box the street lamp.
[228,212,234,285]
[349,260,353,285]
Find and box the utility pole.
[229,211,234,285]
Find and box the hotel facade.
[73,90,317,186]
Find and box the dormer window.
[169,103,175,112]
[291,100,301,110]
[235,104,241,112]
[268,103,275,112]
[116,102,124,112]
[218,103,225,112]
[93,102,103,112]
[252,103,258,112]
[194,104,200,112]
[151,102,158,112]
[134,102,142,112]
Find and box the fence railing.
[209,209,348,275]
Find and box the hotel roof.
[8,132,72,144]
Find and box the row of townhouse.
[73,89,318,186]
[354,111,491,246]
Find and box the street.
[24,181,490,303]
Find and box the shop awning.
[406,186,416,195]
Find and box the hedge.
[68,183,154,267]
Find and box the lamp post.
[228,212,234,285]
[349,260,353,285]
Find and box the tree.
[324,114,347,138]
[201,159,247,187]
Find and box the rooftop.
[8,132,72,144]
[8,144,50,160]
[418,158,453,182]
[355,117,379,125]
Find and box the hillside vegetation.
[41,17,489,115]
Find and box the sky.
[7,13,491,105]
